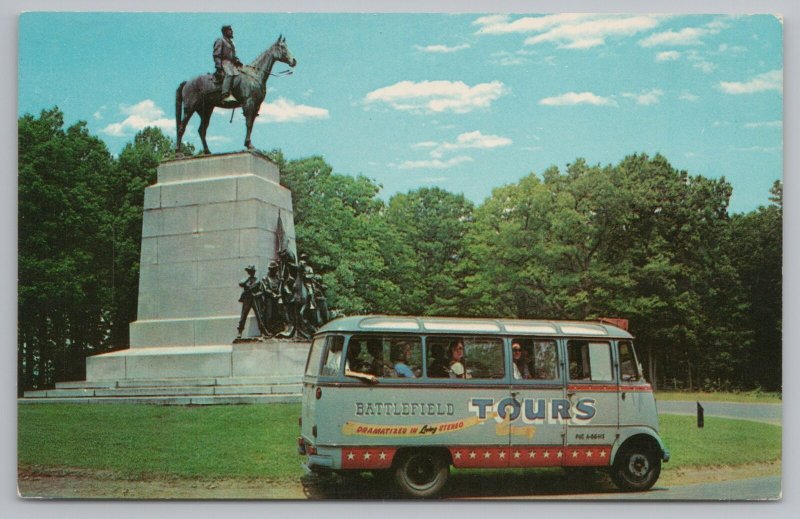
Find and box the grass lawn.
[18,404,781,481]
[18,403,306,480]
[655,390,781,403]
[658,414,781,469]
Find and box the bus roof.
[316,315,634,339]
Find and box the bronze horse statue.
[175,35,297,154]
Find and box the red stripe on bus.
[338,445,614,469]
[450,445,613,468]
[340,447,398,469]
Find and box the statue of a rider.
[213,25,243,104]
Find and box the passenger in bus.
[569,360,589,380]
[511,341,530,379]
[447,340,468,378]
[340,342,378,383]
[391,343,417,378]
[428,344,450,378]
[366,340,394,377]
[324,340,344,374]
[346,342,367,372]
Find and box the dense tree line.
[18,108,781,394]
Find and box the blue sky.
[18,12,783,213]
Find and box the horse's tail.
[175,81,187,138]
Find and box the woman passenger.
[512,341,531,379]
[447,340,467,378]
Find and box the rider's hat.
[221,25,232,33]
[268,261,278,269]
[245,265,256,274]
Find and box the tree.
[726,181,782,390]
[18,108,117,393]
[385,188,474,315]
[460,154,748,390]
[269,151,408,314]
[18,112,189,394]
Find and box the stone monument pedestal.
[22,152,310,404]
[132,151,296,347]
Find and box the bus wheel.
[394,450,449,498]
[611,445,661,491]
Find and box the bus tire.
[393,450,449,498]
[610,444,661,491]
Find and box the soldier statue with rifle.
[236,265,268,339]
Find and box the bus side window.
[304,336,327,376]
[389,338,422,378]
[618,340,640,381]
[567,340,613,382]
[530,340,559,380]
[321,336,345,376]
[426,336,504,379]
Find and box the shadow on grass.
[301,467,654,500]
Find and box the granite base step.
[18,393,300,406]
[22,376,303,405]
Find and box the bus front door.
[563,339,618,467]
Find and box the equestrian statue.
[175,31,297,155]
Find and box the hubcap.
[407,456,436,487]
[627,453,650,479]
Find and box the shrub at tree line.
[18,108,782,395]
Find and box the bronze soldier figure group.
[236,250,330,341]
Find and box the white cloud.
[639,27,711,47]
[93,106,107,120]
[656,51,681,61]
[473,13,595,35]
[719,69,782,95]
[397,156,473,170]
[427,130,512,158]
[523,16,660,49]
[257,97,330,123]
[443,130,512,151]
[730,145,781,153]
[419,176,449,182]
[416,43,470,53]
[692,60,717,74]
[718,43,747,53]
[684,51,717,74]
[743,120,782,129]
[365,80,508,114]
[490,50,536,67]
[639,18,729,48]
[101,99,174,137]
[412,141,439,149]
[474,14,661,49]
[622,89,664,106]
[539,91,617,107]
[679,92,700,102]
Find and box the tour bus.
[297,315,669,497]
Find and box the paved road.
[657,400,782,424]
[533,476,782,501]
